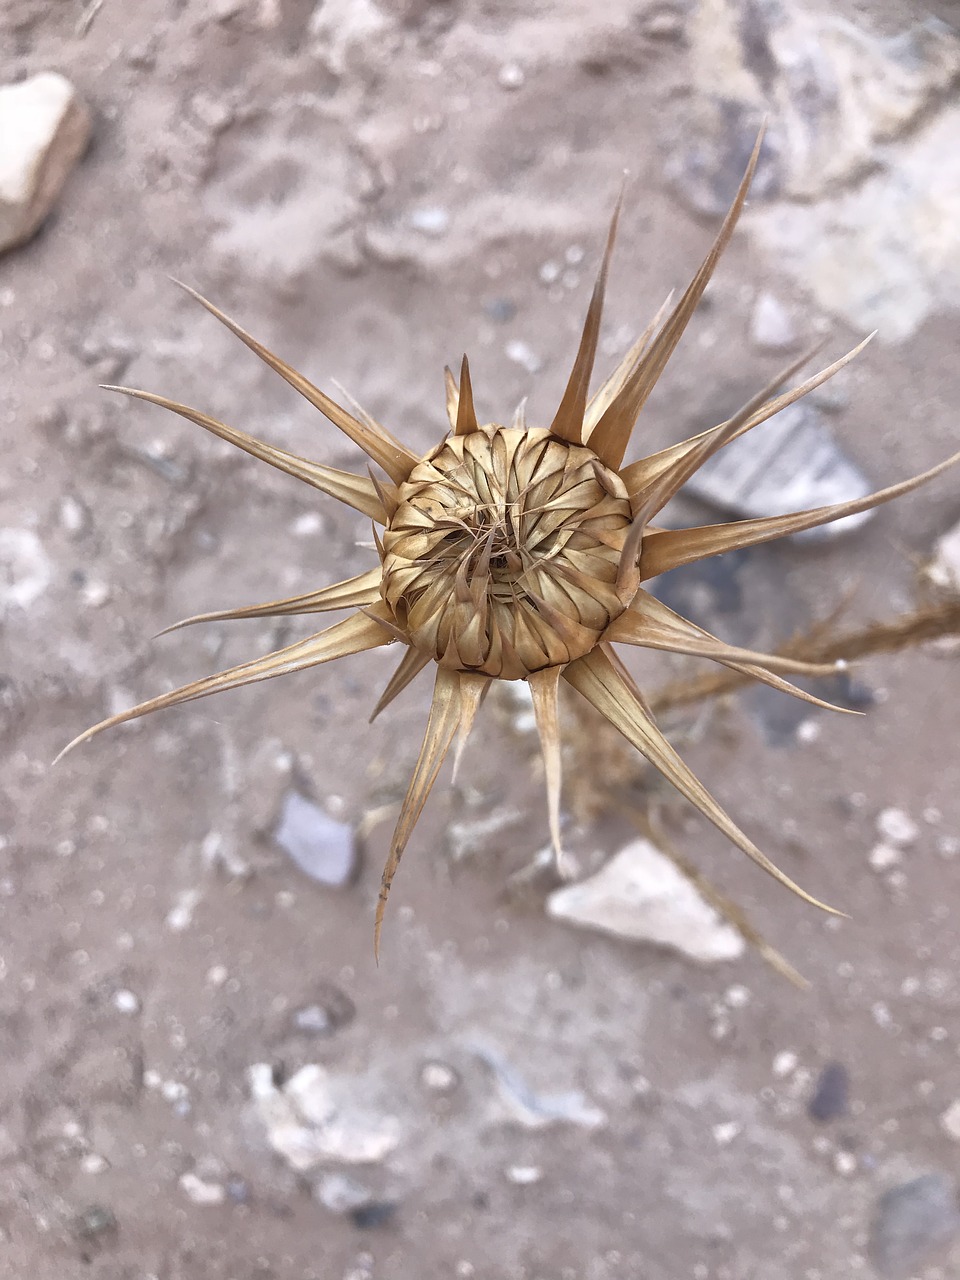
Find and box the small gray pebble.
[808,1061,850,1122]
[869,1174,960,1278]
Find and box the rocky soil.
[2,1,960,1278]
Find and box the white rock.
[0,73,92,254]
[712,1121,741,1146]
[505,1164,542,1184]
[547,838,745,963]
[750,291,799,351]
[876,807,919,848]
[940,1100,960,1142]
[927,520,960,593]
[179,1172,226,1206]
[248,1063,399,1172]
[869,842,901,871]
[112,988,140,1015]
[314,1171,372,1214]
[408,206,450,237]
[772,1050,799,1078]
[272,791,358,887]
[0,529,52,613]
[504,339,542,374]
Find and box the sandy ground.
[3,1,960,1278]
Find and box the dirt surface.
[3,2,960,1278]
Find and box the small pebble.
[749,291,799,351]
[940,1100,960,1142]
[273,790,358,888]
[833,1150,857,1177]
[712,1121,741,1146]
[869,843,901,871]
[420,1060,459,1093]
[505,1165,542,1184]
[772,1050,798,1078]
[869,1174,960,1278]
[408,206,450,237]
[291,983,356,1037]
[808,1062,850,1122]
[81,1153,109,1175]
[876,807,919,848]
[504,339,542,374]
[497,63,525,90]
[179,1172,226,1206]
[349,1201,397,1230]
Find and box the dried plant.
[60,136,960,955]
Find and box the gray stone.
[807,1061,850,1122]
[547,838,745,963]
[292,982,356,1036]
[681,400,874,542]
[869,1174,960,1277]
[273,791,358,887]
[0,73,92,254]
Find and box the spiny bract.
[61,137,960,957]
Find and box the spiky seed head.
[57,128,960,963]
[381,428,632,679]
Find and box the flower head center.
[380,426,633,679]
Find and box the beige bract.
[61,138,960,956]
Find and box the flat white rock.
[0,73,91,254]
[547,838,745,963]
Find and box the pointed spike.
[102,386,387,522]
[374,667,461,961]
[171,280,418,484]
[451,672,489,782]
[55,609,393,766]
[366,466,400,520]
[590,127,766,468]
[369,645,432,722]
[158,569,382,634]
[444,366,460,432]
[453,354,479,436]
[628,343,825,528]
[584,291,674,446]
[562,646,844,915]
[640,446,960,582]
[512,396,528,430]
[549,184,625,445]
[620,333,875,502]
[528,667,565,869]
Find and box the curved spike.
[528,666,565,867]
[620,334,874,502]
[172,280,418,484]
[102,386,387,522]
[375,667,461,961]
[640,447,960,582]
[563,646,844,915]
[584,291,674,441]
[591,127,766,469]
[550,183,625,446]
[158,569,383,635]
[55,608,393,765]
[369,644,432,722]
[451,671,489,782]
[444,366,460,432]
[454,354,479,436]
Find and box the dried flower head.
[61,137,959,956]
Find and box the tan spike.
[590,128,766,469]
[102,386,387,522]
[640,446,960,582]
[444,366,459,432]
[549,185,624,446]
[563,646,843,915]
[375,666,461,960]
[172,280,419,484]
[369,645,432,722]
[55,608,394,765]
[159,568,383,634]
[451,671,490,781]
[583,291,674,440]
[454,354,479,436]
[528,666,564,867]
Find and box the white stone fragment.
[869,842,901,871]
[505,1164,542,1184]
[248,1063,399,1172]
[547,838,745,963]
[179,1172,226,1205]
[750,291,799,351]
[112,988,140,1015]
[712,1121,741,1146]
[0,73,92,253]
[940,1100,960,1142]
[927,520,960,593]
[504,339,542,374]
[876,807,919,848]
[773,1050,799,1078]
[0,529,52,613]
